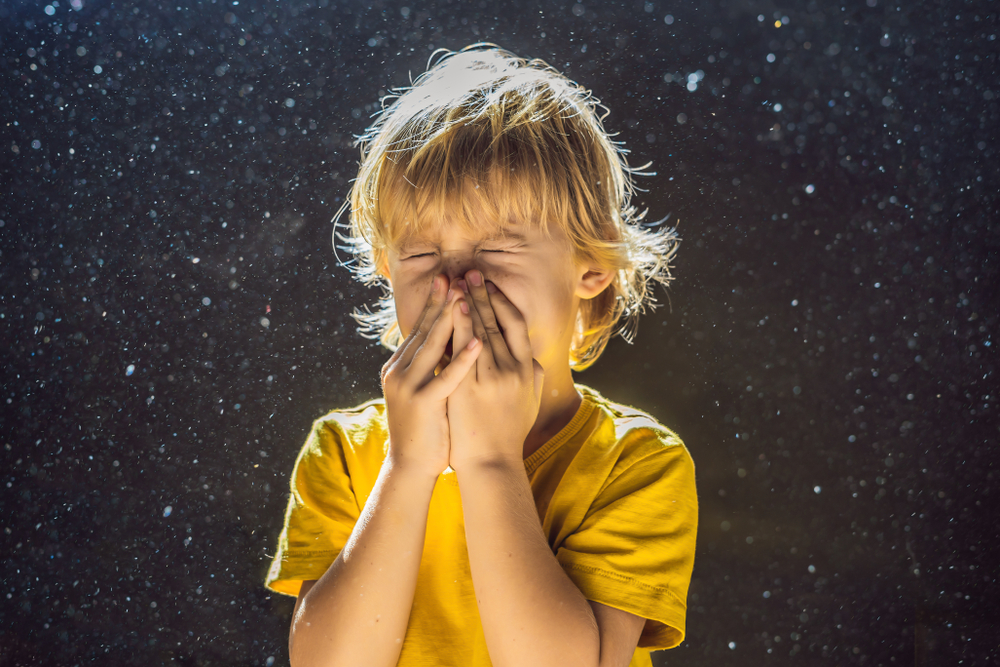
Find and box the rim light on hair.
[336,44,680,370]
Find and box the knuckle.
[381,363,401,384]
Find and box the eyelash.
[405,249,509,259]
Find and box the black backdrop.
[1,0,997,664]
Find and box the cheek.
[392,280,432,338]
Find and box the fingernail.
[469,270,482,287]
[457,279,468,293]
[459,301,469,315]
[485,281,498,294]
[467,337,479,350]
[447,288,455,301]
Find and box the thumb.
[531,359,545,410]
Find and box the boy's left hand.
[447,269,545,470]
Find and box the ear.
[575,262,615,300]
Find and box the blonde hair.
[337,44,679,370]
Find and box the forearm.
[289,458,437,667]
[457,461,600,667]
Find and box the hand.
[381,275,482,477]
[447,269,545,470]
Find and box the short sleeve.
[555,434,698,650]
[265,418,362,597]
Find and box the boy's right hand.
[381,275,482,477]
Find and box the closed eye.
[404,252,436,259]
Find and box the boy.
[265,45,698,667]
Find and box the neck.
[523,364,582,460]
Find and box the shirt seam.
[560,561,681,600]
[274,549,340,560]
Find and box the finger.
[463,282,496,376]
[407,291,458,382]
[424,336,482,400]
[451,296,474,363]
[482,281,532,363]
[464,269,513,366]
[396,275,449,369]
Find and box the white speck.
[191,257,200,264]
[284,98,295,108]
[664,14,674,24]
[791,299,799,306]
[266,658,275,667]
[31,140,41,149]
[44,5,55,15]
[728,641,737,650]
[774,102,783,112]
[125,364,135,376]
[163,506,173,517]
[766,53,776,63]
[808,564,816,573]
[260,317,270,328]
[202,297,211,306]
[94,65,102,74]
[814,485,822,494]
[763,590,771,598]
[805,184,816,194]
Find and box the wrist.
[384,451,448,480]
[451,454,524,477]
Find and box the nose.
[439,252,475,285]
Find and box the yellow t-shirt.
[266,384,698,667]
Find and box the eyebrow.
[482,230,528,243]
[397,229,529,252]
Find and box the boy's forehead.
[395,218,532,247]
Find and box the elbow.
[288,623,308,667]
[288,600,322,667]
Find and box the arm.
[290,276,480,667]
[457,462,645,667]
[289,461,438,667]
[449,271,646,667]
[459,463,598,667]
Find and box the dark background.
[1,0,997,664]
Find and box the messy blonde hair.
[336,44,679,370]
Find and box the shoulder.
[297,398,388,463]
[577,385,686,452]
[311,398,386,438]
[579,385,689,457]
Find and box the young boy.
[265,45,698,667]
